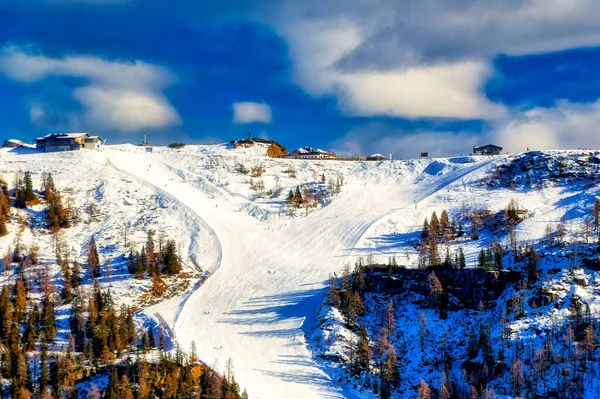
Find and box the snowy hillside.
[1,144,600,399]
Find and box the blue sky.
[1,0,600,158]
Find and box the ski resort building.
[367,154,386,161]
[284,147,336,160]
[2,139,26,148]
[35,133,104,152]
[473,144,503,155]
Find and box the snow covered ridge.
[481,150,600,189]
[313,257,600,399]
[2,145,600,398]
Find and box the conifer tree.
[23,172,35,202]
[353,326,371,374]
[427,239,440,267]
[430,211,440,237]
[440,210,450,237]
[594,197,600,232]
[87,236,100,278]
[421,218,429,240]
[162,239,182,274]
[41,295,56,342]
[40,343,49,394]
[458,247,466,269]
[526,245,540,285]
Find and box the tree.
[593,197,600,232]
[23,171,36,202]
[353,326,371,375]
[457,248,466,269]
[427,239,440,267]
[0,184,11,217]
[526,245,540,285]
[162,239,182,275]
[419,312,428,352]
[421,218,429,240]
[430,211,440,237]
[145,230,155,273]
[419,379,431,399]
[40,344,49,393]
[440,210,450,238]
[511,358,524,397]
[443,247,452,269]
[87,385,101,399]
[14,171,26,208]
[0,214,7,237]
[87,236,100,278]
[384,300,396,335]
[345,291,364,326]
[41,294,56,342]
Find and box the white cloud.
[232,102,272,124]
[0,47,180,132]
[330,123,481,159]
[280,20,505,120]
[491,100,600,152]
[331,100,600,160]
[74,87,179,131]
[268,0,600,120]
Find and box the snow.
[293,146,331,154]
[103,146,507,399]
[2,144,600,398]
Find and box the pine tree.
[478,248,486,269]
[87,236,100,278]
[162,239,182,275]
[40,343,49,393]
[294,186,303,206]
[41,294,56,342]
[354,326,371,374]
[526,245,540,285]
[594,197,600,232]
[443,247,452,269]
[159,326,165,351]
[145,230,155,273]
[458,247,466,269]
[23,171,36,202]
[421,218,429,240]
[430,211,440,237]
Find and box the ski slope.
[106,147,501,399]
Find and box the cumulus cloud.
[280,19,505,120]
[269,0,600,120]
[0,47,180,132]
[331,98,600,159]
[330,123,482,159]
[232,102,272,124]
[491,100,600,152]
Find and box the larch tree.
[419,379,431,399]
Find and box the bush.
[168,143,186,149]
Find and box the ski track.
[106,150,499,399]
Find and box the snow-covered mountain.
[1,144,599,399]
